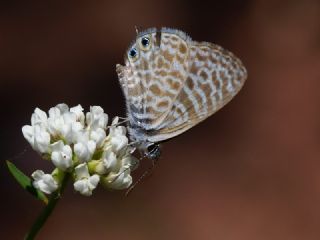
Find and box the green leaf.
[6,160,48,204]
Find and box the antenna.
[134,26,139,35]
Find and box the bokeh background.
[1,0,320,239]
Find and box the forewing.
[118,28,191,131]
[116,30,157,127]
[140,29,191,129]
[147,41,247,142]
[116,52,143,123]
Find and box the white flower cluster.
[22,104,137,196]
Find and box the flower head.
[22,104,138,196]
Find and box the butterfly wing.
[117,28,192,143]
[147,40,247,142]
[117,28,247,145]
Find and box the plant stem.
[24,173,70,240]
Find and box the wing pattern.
[117,28,247,144]
[148,37,247,142]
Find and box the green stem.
[24,173,70,240]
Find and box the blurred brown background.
[1,0,320,239]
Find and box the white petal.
[32,170,58,194]
[69,119,84,144]
[47,114,65,136]
[33,125,50,153]
[104,170,132,190]
[31,108,48,126]
[73,174,100,196]
[70,104,85,124]
[103,150,117,170]
[48,106,61,119]
[22,125,34,146]
[73,130,89,144]
[73,164,100,196]
[99,113,108,129]
[91,106,103,116]
[87,140,96,155]
[74,142,84,156]
[55,103,69,114]
[86,106,108,129]
[51,142,73,170]
[63,145,72,158]
[63,112,76,124]
[75,163,90,179]
[51,140,64,152]
[32,169,45,181]
[61,123,73,143]
[90,160,107,175]
[90,128,106,147]
[110,134,128,153]
[74,179,91,196]
[74,142,90,162]
[74,140,95,163]
[109,125,126,137]
[73,121,83,131]
[88,175,100,188]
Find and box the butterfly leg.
[125,156,159,196]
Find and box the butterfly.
[116,27,247,160]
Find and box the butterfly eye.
[141,37,150,47]
[128,47,139,62]
[139,36,152,51]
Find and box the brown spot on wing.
[219,71,229,82]
[209,55,219,65]
[163,50,174,62]
[196,52,207,62]
[200,70,208,80]
[212,71,221,90]
[157,57,164,68]
[169,70,183,79]
[179,43,187,54]
[186,76,195,89]
[166,77,181,91]
[150,84,161,95]
[190,63,198,75]
[157,100,169,109]
[154,70,167,77]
